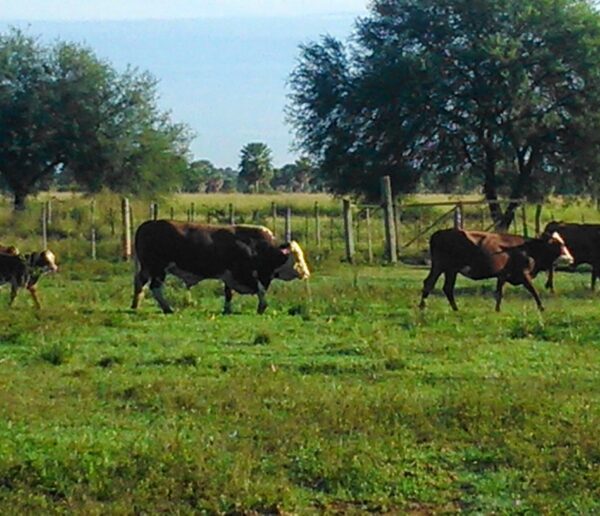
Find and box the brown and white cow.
[419,229,573,312]
[131,220,310,314]
[542,221,600,291]
[0,249,58,308]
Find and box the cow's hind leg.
[8,280,18,307]
[442,271,459,311]
[494,277,506,312]
[591,265,599,291]
[131,269,150,309]
[522,273,544,311]
[223,285,233,314]
[149,274,174,314]
[419,265,443,309]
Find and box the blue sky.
[0,1,368,20]
[0,2,368,168]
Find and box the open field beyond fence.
[0,193,599,513]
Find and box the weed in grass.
[97,355,123,368]
[253,332,272,345]
[288,303,312,321]
[39,342,72,365]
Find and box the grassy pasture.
[0,252,599,513]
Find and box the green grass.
[0,251,599,513]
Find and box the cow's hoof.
[162,308,175,315]
[257,305,267,315]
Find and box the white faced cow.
[131,220,310,314]
[419,229,573,312]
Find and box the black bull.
[131,220,310,314]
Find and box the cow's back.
[429,229,525,278]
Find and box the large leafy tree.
[238,142,274,193]
[0,28,191,209]
[288,0,600,228]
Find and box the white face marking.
[273,241,310,281]
[42,250,58,272]
[550,232,574,265]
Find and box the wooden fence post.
[228,203,235,224]
[535,204,542,236]
[381,176,397,263]
[343,199,355,263]
[90,200,97,260]
[190,203,195,222]
[521,203,528,238]
[150,202,158,221]
[314,201,321,248]
[284,207,292,241]
[109,207,116,236]
[170,206,175,220]
[41,202,48,250]
[366,207,373,264]
[46,199,52,225]
[271,202,277,234]
[329,215,334,250]
[121,197,132,261]
[454,202,464,229]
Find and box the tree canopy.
[0,28,192,209]
[238,142,274,193]
[288,0,600,227]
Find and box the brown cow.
[0,249,58,308]
[132,220,310,314]
[419,229,573,311]
[542,221,600,291]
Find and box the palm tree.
[238,142,273,193]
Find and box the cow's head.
[27,250,59,274]
[273,241,310,281]
[548,231,574,267]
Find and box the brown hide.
[419,229,571,312]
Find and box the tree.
[238,142,274,193]
[271,157,318,192]
[288,0,600,228]
[0,28,191,209]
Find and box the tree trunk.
[13,188,28,211]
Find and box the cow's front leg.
[545,266,555,292]
[592,266,598,291]
[150,275,173,314]
[131,269,150,309]
[256,282,268,314]
[27,285,41,309]
[522,273,544,311]
[223,285,233,314]
[494,277,506,312]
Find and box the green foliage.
[288,0,600,226]
[238,142,274,193]
[0,28,192,209]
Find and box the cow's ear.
[279,243,292,255]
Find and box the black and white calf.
[0,250,58,308]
